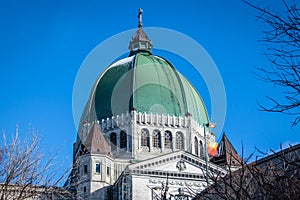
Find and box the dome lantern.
[129,8,153,55]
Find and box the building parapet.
[99,111,206,131]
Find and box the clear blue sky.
[0,0,299,164]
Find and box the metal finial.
[138,8,143,28]
[129,8,153,54]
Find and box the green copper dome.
[79,10,209,128]
[85,52,209,125]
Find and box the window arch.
[153,130,161,148]
[176,132,184,150]
[164,131,172,149]
[141,129,150,148]
[120,130,127,150]
[110,132,117,151]
[199,140,204,158]
[194,137,199,156]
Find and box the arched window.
[120,130,127,150]
[153,130,161,148]
[176,132,184,150]
[164,131,172,149]
[110,132,117,151]
[194,137,199,156]
[141,129,150,147]
[199,140,204,158]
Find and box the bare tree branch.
[244,0,300,126]
[0,126,75,199]
[195,144,300,199]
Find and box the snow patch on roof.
[110,56,134,68]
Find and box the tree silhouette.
[0,126,74,200]
[245,0,300,126]
[195,145,300,199]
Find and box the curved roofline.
[79,55,136,126]
[79,52,210,131]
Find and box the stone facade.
[113,151,227,199]
[72,110,221,199]
[99,110,215,160]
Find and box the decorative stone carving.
[176,160,186,172]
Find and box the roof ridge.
[84,122,113,157]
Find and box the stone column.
[161,131,165,153]
[186,114,192,152]
[116,132,120,153]
[116,115,119,127]
[149,130,153,152]
[172,132,176,151]
[150,113,153,124]
[111,116,115,128]
[131,110,137,158]
[127,131,130,152]
[167,114,169,126]
[121,113,124,126]
[106,118,110,129]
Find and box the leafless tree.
[0,126,75,200]
[244,0,300,126]
[195,145,300,200]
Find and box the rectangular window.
[84,164,88,174]
[107,166,110,176]
[96,163,101,173]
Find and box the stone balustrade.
[99,111,205,131]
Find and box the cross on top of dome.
[129,8,153,55]
[138,8,143,28]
